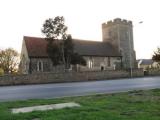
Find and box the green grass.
[0,89,160,120]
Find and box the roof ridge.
[24,36,45,39]
[73,39,101,43]
[23,36,102,43]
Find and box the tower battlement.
[102,18,132,28]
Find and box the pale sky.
[0,0,160,59]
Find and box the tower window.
[108,31,112,37]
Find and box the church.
[19,18,137,74]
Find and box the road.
[0,76,160,102]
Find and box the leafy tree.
[63,35,73,68]
[71,53,86,66]
[42,16,67,67]
[0,48,19,74]
[42,16,86,70]
[64,34,86,68]
[46,38,62,66]
[63,34,86,68]
[152,47,160,67]
[42,17,67,39]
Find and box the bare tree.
[0,48,19,74]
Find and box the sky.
[0,0,160,59]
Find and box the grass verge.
[0,89,160,120]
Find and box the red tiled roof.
[24,36,48,57]
[24,36,121,58]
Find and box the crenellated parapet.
[102,18,132,28]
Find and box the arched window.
[37,60,43,72]
[88,57,94,69]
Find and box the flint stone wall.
[0,69,144,86]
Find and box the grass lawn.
[0,89,160,120]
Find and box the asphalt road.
[0,76,160,102]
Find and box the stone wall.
[0,69,144,86]
[132,69,144,77]
[30,58,53,73]
[19,39,30,74]
[147,69,160,76]
[80,56,121,71]
[26,56,122,74]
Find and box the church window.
[37,60,43,72]
[88,57,93,69]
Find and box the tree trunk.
[61,42,66,71]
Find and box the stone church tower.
[102,18,136,69]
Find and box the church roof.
[24,36,121,58]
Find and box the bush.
[0,68,4,76]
